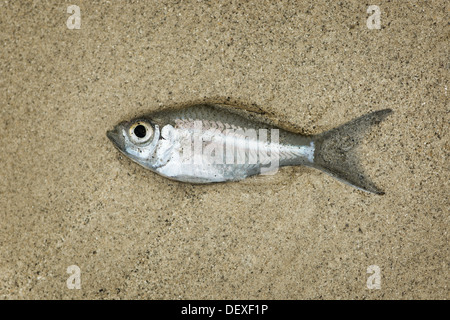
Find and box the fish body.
[107,103,392,194]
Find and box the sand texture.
[0,1,448,299]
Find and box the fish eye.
[129,121,153,144]
[134,125,147,138]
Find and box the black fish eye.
[129,121,153,144]
[134,125,147,138]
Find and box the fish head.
[107,117,160,167]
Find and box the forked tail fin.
[311,109,393,194]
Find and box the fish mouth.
[106,127,125,151]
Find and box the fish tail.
[311,109,393,194]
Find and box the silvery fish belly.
[107,103,392,194]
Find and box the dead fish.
[107,104,392,194]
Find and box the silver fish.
[107,103,392,194]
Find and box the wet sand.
[0,1,448,299]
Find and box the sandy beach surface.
[0,1,448,299]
